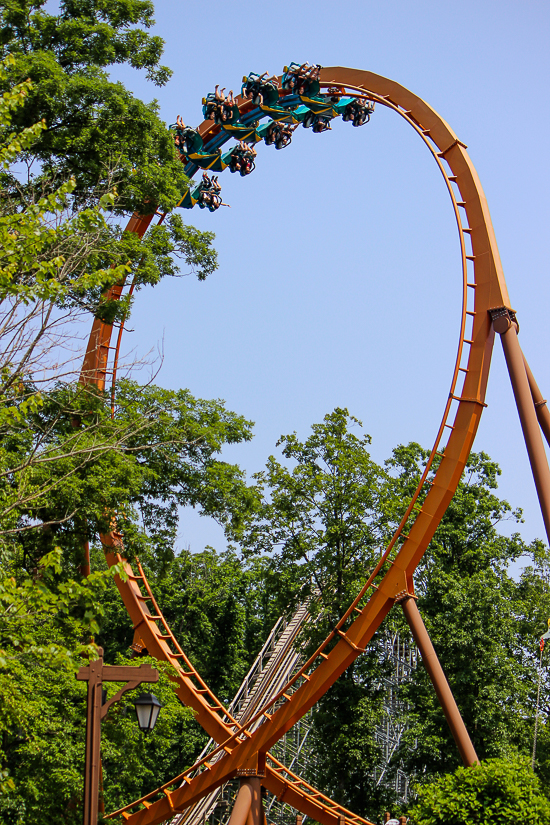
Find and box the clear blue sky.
[110,0,550,556]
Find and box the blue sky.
[109,0,550,556]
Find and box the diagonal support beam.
[399,595,478,766]
[490,308,550,545]
[522,354,550,450]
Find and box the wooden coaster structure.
[79,67,550,825]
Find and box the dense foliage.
[0,9,236,819]
[0,0,187,213]
[233,410,550,819]
[3,641,202,822]
[0,373,258,819]
[396,446,550,785]
[409,757,550,824]
[0,0,218,397]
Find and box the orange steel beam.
[261,764,373,825]
[400,596,478,766]
[523,354,550,451]
[111,762,376,825]
[226,779,259,825]
[102,537,241,747]
[103,542,377,825]
[491,311,550,544]
[78,212,155,575]
[106,66,511,825]
[79,213,155,389]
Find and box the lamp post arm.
[77,662,159,683]
[101,677,152,719]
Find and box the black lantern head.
[134,692,163,733]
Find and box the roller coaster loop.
[78,65,550,825]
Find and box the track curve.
[79,66,510,825]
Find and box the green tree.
[0,0,187,214]
[0,37,231,817]
[0,6,252,818]
[0,56,134,699]
[0,638,202,824]
[235,407,389,620]
[233,409,399,816]
[0,378,256,820]
[0,40,220,545]
[409,757,550,824]
[391,445,550,783]
[233,411,550,817]
[0,53,221,565]
[0,0,218,401]
[2,377,255,586]
[0,56,216,392]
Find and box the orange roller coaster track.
[78,67,550,825]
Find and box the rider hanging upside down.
[197,172,223,211]
[282,62,321,96]
[342,97,375,127]
[173,116,204,156]
[312,116,331,133]
[173,115,187,154]
[219,87,237,122]
[229,140,257,176]
[326,86,343,104]
[242,72,280,106]
[264,121,298,149]
[202,90,220,121]
[302,110,332,133]
[296,63,320,95]
[202,87,238,124]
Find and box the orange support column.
[491,308,550,545]
[228,779,262,825]
[246,778,262,825]
[400,596,478,767]
[522,354,550,451]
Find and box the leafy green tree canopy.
[0,56,219,534]
[233,410,550,814]
[0,640,200,824]
[409,757,550,824]
[2,378,255,573]
[0,377,255,815]
[1,0,186,213]
[234,407,389,623]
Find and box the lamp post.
[76,647,161,825]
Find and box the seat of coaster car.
[298,94,337,115]
[202,93,240,125]
[228,144,255,176]
[173,126,204,156]
[220,121,260,141]
[187,149,228,173]
[242,73,280,108]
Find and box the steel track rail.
[99,539,375,825]
[80,67,509,825]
